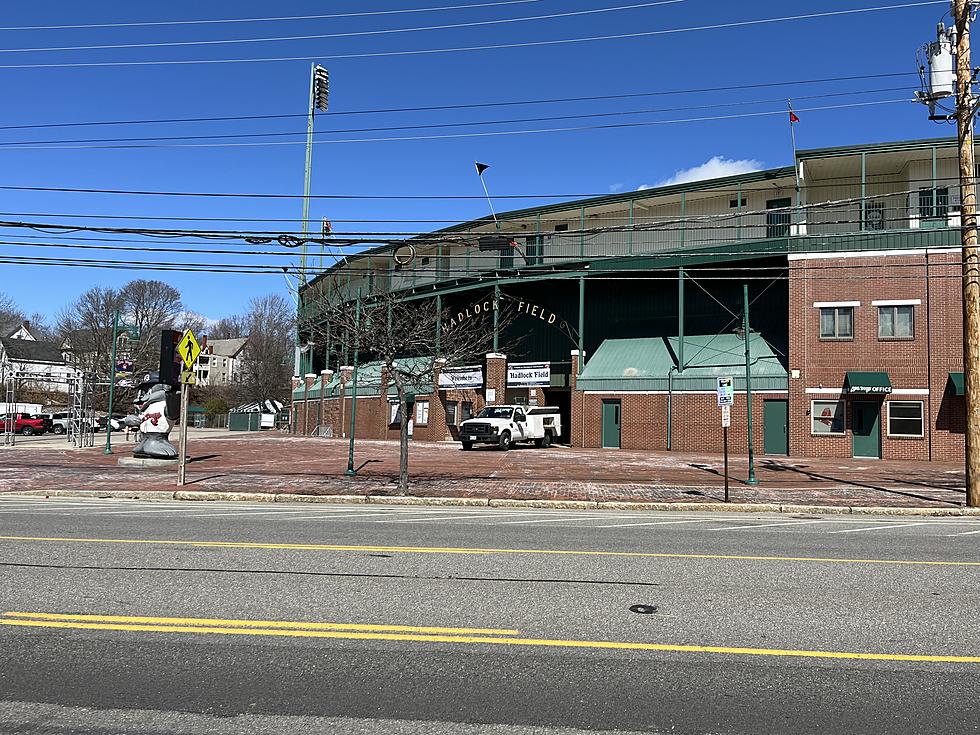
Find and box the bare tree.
[309,283,513,494]
[0,292,22,336]
[210,315,247,340]
[236,294,294,402]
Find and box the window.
[864,201,886,231]
[819,306,854,339]
[878,305,914,339]
[811,400,845,435]
[554,224,569,232]
[729,197,747,208]
[415,400,429,426]
[766,197,792,238]
[919,187,949,220]
[499,248,514,269]
[514,410,526,422]
[887,401,924,437]
[461,401,474,422]
[445,401,458,426]
[389,402,401,426]
[420,257,430,266]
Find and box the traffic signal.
[314,66,329,112]
[159,329,182,387]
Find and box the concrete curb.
[8,490,980,517]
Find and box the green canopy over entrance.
[844,371,892,395]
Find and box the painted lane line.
[828,522,929,534]
[491,516,606,525]
[2,618,978,665]
[1,534,977,567]
[709,520,827,532]
[374,512,535,524]
[588,519,718,529]
[2,612,518,636]
[945,528,980,536]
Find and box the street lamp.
[299,63,329,286]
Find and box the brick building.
[292,137,968,463]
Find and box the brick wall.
[788,250,964,461]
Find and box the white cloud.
[637,184,653,190]
[657,156,763,187]
[608,182,625,193]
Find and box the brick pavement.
[0,433,968,508]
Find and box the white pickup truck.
[458,405,561,451]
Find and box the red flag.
[789,111,800,123]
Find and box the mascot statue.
[111,373,180,460]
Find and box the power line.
[0,1,685,55]
[0,86,914,149]
[0,2,946,69]
[0,72,918,132]
[0,0,549,31]
[0,87,912,148]
[0,98,914,149]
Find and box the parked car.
[0,413,51,436]
[39,412,69,435]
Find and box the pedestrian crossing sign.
[177,329,201,368]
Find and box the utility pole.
[954,0,980,507]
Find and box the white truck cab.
[458,404,561,450]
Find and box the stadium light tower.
[299,64,329,286]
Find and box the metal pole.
[577,277,585,374]
[176,379,189,486]
[743,283,758,485]
[299,62,316,285]
[103,308,119,455]
[493,283,500,353]
[435,294,442,354]
[954,0,980,507]
[345,289,362,477]
[724,425,730,502]
[678,269,685,372]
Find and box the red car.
[0,413,51,436]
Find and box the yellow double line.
[3,611,980,664]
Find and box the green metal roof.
[844,371,893,395]
[797,136,957,161]
[949,371,964,396]
[578,333,787,392]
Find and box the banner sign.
[439,365,484,390]
[507,362,551,388]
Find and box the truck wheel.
[461,441,473,451]
[498,431,511,451]
[538,433,552,448]
[20,426,34,436]
[52,425,65,435]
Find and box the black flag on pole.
[475,162,490,176]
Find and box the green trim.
[797,136,958,161]
[950,371,965,396]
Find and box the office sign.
[439,365,484,390]
[507,362,551,388]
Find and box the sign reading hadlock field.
[508,362,551,388]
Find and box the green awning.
[949,372,965,396]
[844,371,892,395]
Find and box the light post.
[345,289,362,477]
[103,309,120,455]
[299,63,329,286]
[742,284,758,485]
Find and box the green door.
[851,401,882,459]
[763,399,788,455]
[766,197,792,238]
[601,399,621,449]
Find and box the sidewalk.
[0,433,969,510]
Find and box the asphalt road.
[1,496,979,734]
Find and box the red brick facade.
[788,249,964,462]
[293,248,967,463]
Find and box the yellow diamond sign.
[177,329,201,368]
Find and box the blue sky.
[0,0,954,325]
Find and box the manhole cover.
[629,604,657,615]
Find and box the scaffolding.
[0,367,100,449]
[67,372,96,448]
